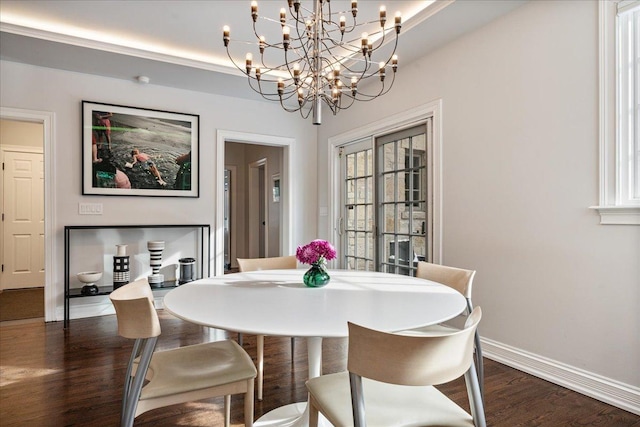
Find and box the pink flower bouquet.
[296,239,337,266]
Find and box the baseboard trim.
[482,337,640,415]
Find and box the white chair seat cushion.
[140,339,257,400]
[307,372,475,427]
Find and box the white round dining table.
[163,269,467,426]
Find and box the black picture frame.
[82,101,199,197]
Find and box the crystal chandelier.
[223,0,402,125]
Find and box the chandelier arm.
[334,93,357,112]
[226,47,260,78]
[247,81,282,102]
[248,78,286,100]
[278,96,307,114]
[371,34,400,67]
[351,74,396,101]
[251,20,263,43]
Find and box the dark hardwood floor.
[1,312,638,426]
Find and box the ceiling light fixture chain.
[223,0,401,124]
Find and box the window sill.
[589,206,640,225]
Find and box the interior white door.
[1,150,45,289]
[248,158,268,258]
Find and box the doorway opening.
[217,130,294,275]
[0,118,45,322]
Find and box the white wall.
[0,61,318,318]
[319,0,639,397]
[0,119,43,147]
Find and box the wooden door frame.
[248,158,268,259]
[0,107,56,322]
[224,165,238,270]
[216,130,294,276]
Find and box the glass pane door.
[338,119,433,275]
[340,140,374,270]
[377,121,432,276]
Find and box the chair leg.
[464,362,486,427]
[308,396,319,427]
[238,332,243,346]
[122,337,156,427]
[290,337,295,361]
[257,334,264,401]
[224,395,231,427]
[122,339,143,425]
[474,330,484,400]
[244,379,255,427]
[349,373,366,427]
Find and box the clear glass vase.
[303,262,330,288]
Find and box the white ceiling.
[0,0,527,101]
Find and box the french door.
[339,119,433,275]
[340,139,375,271]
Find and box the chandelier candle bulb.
[379,6,386,26]
[395,11,402,33]
[361,33,368,55]
[379,62,386,81]
[293,63,300,83]
[245,53,252,74]
[251,1,258,22]
[223,25,229,46]
[280,8,286,25]
[392,55,398,71]
[351,0,358,17]
[339,15,346,33]
[259,36,266,53]
[283,26,290,50]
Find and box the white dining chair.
[306,307,485,427]
[110,278,257,427]
[401,261,484,398]
[236,255,297,401]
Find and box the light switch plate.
[79,203,103,215]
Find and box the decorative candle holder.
[179,257,196,284]
[147,240,165,286]
[113,244,130,290]
[77,271,103,296]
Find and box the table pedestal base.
[255,337,329,427]
[255,402,330,427]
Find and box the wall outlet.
[78,203,103,215]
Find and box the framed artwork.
[272,174,281,203]
[82,101,199,197]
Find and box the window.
[594,0,640,224]
[404,151,425,206]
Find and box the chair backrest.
[416,261,475,299]
[237,255,297,272]
[347,307,482,386]
[110,278,161,339]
